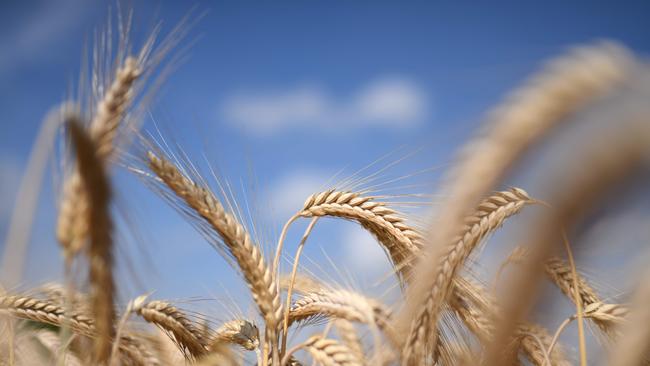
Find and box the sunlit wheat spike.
[133,300,208,358]
[299,190,420,279]
[146,151,282,364]
[57,56,141,261]
[0,294,156,366]
[288,288,396,343]
[301,335,363,366]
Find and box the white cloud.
[222,86,329,136]
[355,78,426,126]
[341,225,390,275]
[267,170,332,220]
[220,76,430,136]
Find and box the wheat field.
[1,8,650,366]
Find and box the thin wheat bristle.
[133,300,207,358]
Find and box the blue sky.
[1,0,649,330]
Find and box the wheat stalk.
[67,120,115,363]
[146,151,282,365]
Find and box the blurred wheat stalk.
[1,8,649,366]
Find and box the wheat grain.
[133,300,207,358]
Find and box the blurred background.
[1,1,650,356]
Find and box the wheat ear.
[212,319,260,351]
[299,190,420,278]
[0,294,155,366]
[404,43,631,364]
[57,57,140,261]
[67,120,115,363]
[288,288,397,350]
[283,335,362,366]
[133,300,207,358]
[334,319,365,362]
[499,246,622,338]
[146,151,281,365]
[402,188,534,362]
[545,257,622,339]
[0,294,95,337]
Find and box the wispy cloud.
[0,0,89,76]
[341,225,390,275]
[220,76,431,137]
[267,169,333,221]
